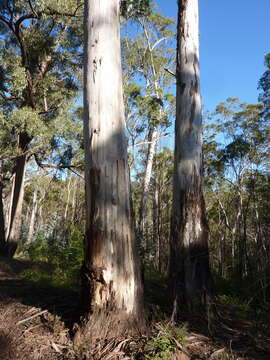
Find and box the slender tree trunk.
[25,188,38,246]
[0,160,6,250]
[5,133,29,257]
[152,179,160,270]
[6,175,15,236]
[64,177,72,222]
[231,189,243,273]
[139,127,158,252]
[0,182,6,251]
[170,0,210,316]
[81,0,144,336]
[25,203,31,225]
[71,177,78,224]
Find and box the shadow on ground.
[144,268,270,360]
[0,257,80,328]
[1,257,270,360]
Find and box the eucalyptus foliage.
[0,0,83,171]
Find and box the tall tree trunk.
[170,0,210,316]
[6,175,15,237]
[138,127,158,252]
[152,179,160,270]
[81,0,144,335]
[5,133,29,257]
[25,188,38,246]
[0,182,6,252]
[64,177,72,222]
[0,160,6,251]
[71,177,78,224]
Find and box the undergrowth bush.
[22,225,84,289]
[213,271,270,310]
[218,295,250,312]
[135,322,187,360]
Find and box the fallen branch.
[51,341,62,354]
[17,310,48,325]
[23,324,43,334]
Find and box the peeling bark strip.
[170,0,210,315]
[83,0,143,331]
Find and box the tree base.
[73,308,145,346]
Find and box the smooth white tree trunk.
[64,177,72,221]
[26,188,38,246]
[82,0,143,333]
[70,177,78,224]
[139,128,158,244]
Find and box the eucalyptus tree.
[0,0,83,257]
[170,0,210,316]
[81,0,144,335]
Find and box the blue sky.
[156,0,270,112]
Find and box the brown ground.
[0,257,269,360]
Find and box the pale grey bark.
[82,0,143,330]
[152,180,160,269]
[0,181,5,250]
[26,188,38,246]
[64,177,72,221]
[70,177,78,224]
[170,0,210,314]
[6,175,15,236]
[139,127,158,243]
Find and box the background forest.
[0,0,270,359]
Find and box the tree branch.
[128,134,171,149]
[151,37,167,51]
[27,0,38,17]
[164,67,176,77]
[44,5,83,18]
[34,157,84,179]
[15,13,38,28]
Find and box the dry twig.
[16,310,48,325]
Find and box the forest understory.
[0,257,269,360]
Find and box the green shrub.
[137,323,187,360]
[218,295,250,312]
[23,225,84,289]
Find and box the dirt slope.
[0,257,269,360]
